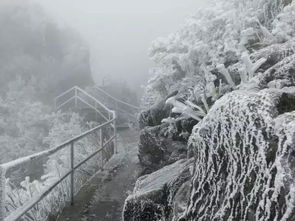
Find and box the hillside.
[124,0,295,220]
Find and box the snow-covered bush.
[0,78,53,163]
[142,0,294,121]
[5,176,70,221]
[0,78,104,219]
[4,112,103,220]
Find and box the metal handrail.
[55,86,113,121]
[55,96,76,111]
[77,96,109,122]
[75,87,112,113]
[0,87,117,221]
[54,86,77,103]
[1,119,115,170]
[94,85,140,110]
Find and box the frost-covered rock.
[251,40,295,73]
[182,87,295,221]
[138,124,187,175]
[123,159,193,221]
[139,92,177,129]
[257,54,295,89]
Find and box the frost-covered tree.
[0,78,52,163]
[4,112,99,220]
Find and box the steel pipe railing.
[0,87,117,221]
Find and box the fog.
[34,0,207,91]
[0,0,208,164]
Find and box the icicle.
[201,94,210,113]
[218,79,223,97]
[241,52,253,78]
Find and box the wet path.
[57,129,140,221]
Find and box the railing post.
[0,165,5,220]
[95,102,98,122]
[114,112,118,154]
[115,101,119,115]
[74,87,78,109]
[70,142,74,206]
[100,128,104,170]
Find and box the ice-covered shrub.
[0,78,53,163]
[4,112,103,220]
[142,0,294,121]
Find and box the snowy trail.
[57,129,140,221]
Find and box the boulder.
[257,54,295,89]
[123,159,193,221]
[138,124,188,175]
[138,91,178,129]
[182,87,295,221]
[251,40,295,72]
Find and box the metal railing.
[0,86,117,221]
[93,86,140,111]
[55,86,113,121]
[88,86,141,126]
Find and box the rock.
[123,159,193,221]
[257,54,295,89]
[139,91,178,129]
[171,180,191,221]
[251,40,295,72]
[183,87,295,221]
[176,118,199,141]
[138,124,188,175]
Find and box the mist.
[34,0,208,91]
[2,0,295,220]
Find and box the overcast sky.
[35,0,207,91]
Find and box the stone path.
[57,129,140,221]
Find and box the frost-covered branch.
[166,97,206,121]
[216,64,236,88]
[241,52,267,79]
